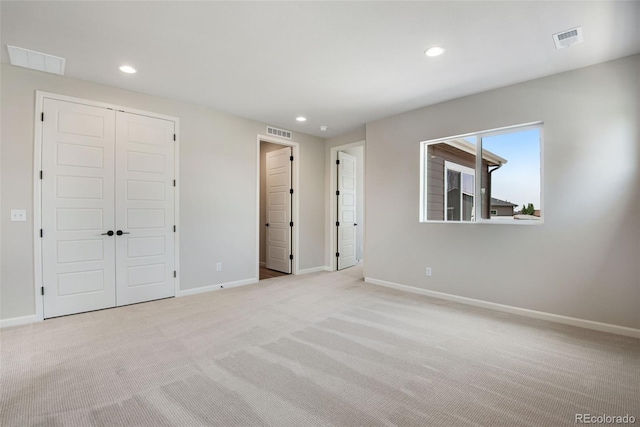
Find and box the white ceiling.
[2,1,639,138]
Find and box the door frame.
[256,134,300,278]
[33,91,181,322]
[328,140,365,272]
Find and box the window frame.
[419,121,543,225]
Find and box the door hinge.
[336,190,340,196]
[290,155,293,161]
[289,221,293,227]
[40,229,43,238]
[173,134,176,141]
[173,225,176,232]
[336,252,340,258]
[41,112,44,122]
[289,254,293,260]
[173,271,177,278]
[289,188,293,194]
[336,159,340,165]
[41,287,44,296]
[336,221,340,226]
[39,171,43,180]
[173,179,176,187]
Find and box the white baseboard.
[178,277,258,297]
[298,266,330,275]
[364,277,640,339]
[0,314,38,328]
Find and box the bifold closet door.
[42,99,117,318]
[114,111,175,306]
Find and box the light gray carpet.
[1,265,639,426]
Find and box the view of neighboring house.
[426,139,507,221]
[490,197,518,216]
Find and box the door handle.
[354,223,358,226]
[116,230,130,236]
[101,230,114,236]
[265,223,269,227]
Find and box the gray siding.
[426,144,490,220]
[492,206,514,216]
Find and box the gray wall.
[1,63,325,320]
[365,55,640,329]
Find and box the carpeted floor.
[1,265,639,426]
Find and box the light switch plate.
[11,209,27,222]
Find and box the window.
[445,161,475,221]
[420,123,542,223]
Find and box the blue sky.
[481,129,541,209]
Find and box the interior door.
[115,111,175,305]
[265,146,292,274]
[337,151,356,270]
[41,99,116,318]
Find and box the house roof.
[444,139,508,166]
[490,197,518,207]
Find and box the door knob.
[101,230,114,236]
[265,223,269,227]
[116,230,130,236]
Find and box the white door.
[337,151,356,270]
[41,99,117,318]
[115,111,175,305]
[265,146,292,274]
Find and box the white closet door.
[337,151,356,270]
[115,111,175,306]
[265,146,292,274]
[41,99,116,318]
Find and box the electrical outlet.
[216,262,222,271]
[10,209,27,222]
[426,267,432,277]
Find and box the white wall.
[342,146,364,261]
[0,63,325,321]
[364,55,640,330]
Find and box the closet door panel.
[41,99,116,318]
[115,112,175,306]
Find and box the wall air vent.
[552,27,583,50]
[266,126,292,140]
[7,45,66,75]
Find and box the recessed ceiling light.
[320,126,328,132]
[425,47,445,57]
[119,65,137,74]
[296,116,307,122]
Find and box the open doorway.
[258,137,299,280]
[330,141,365,271]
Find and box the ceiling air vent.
[552,27,583,50]
[7,45,66,75]
[266,126,292,140]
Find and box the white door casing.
[41,99,117,318]
[115,111,176,306]
[265,146,292,274]
[337,151,356,270]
